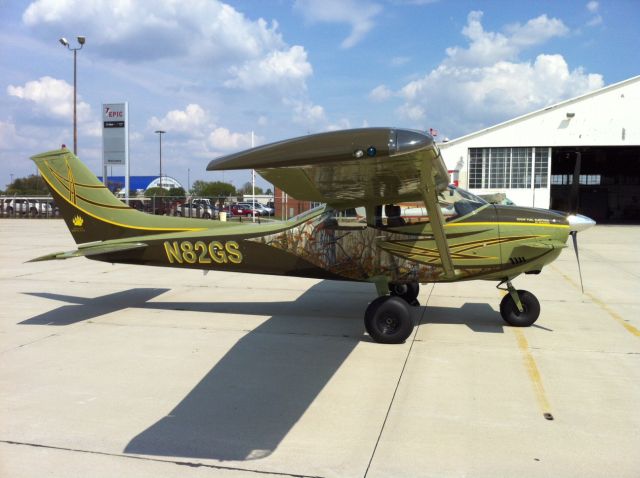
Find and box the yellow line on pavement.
[513,328,553,420]
[550,264,640,338]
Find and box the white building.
[439,75,640,222]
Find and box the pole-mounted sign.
[102,102,130,201]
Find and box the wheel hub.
[378,315,398,334]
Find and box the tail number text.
[163,240,243,265]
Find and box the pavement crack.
[363,286,433,477]
[0,333,59,355]
[0,440,323,478]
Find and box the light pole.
[59,36,85,155]
[155,130,165,189]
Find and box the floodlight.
[77,36,86,45]
[59,37,69,46]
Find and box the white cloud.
[225,46,312,91]
[284,98,327,126]
[293,0,382,48]
[147,104,259,153]
[445,11,568,67]
[22,0,313,94]
[585,1,602,26]
[369,84,393,102]
[396,12,602,135]
[7,76,91,121]
[396,103,426,121]
[23,0,283,62]
[326,118,352,132]
[207,127,258,151]
[148,104,209,136]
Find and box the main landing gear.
[498,280,541,327]
[365,282,420,344]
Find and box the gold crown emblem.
[72,215,84,227]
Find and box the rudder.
[31,148,206,244]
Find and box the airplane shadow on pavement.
[20,281,508,461]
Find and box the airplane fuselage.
[88,203,569,284]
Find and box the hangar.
[439,75,640,222]
[97,175,184,195]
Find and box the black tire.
[365,296,414,344]
[175,211,183,217]
[500,290,540,327]
[364,296,388,336]
[389,281,420,305]
[203,212,211,219]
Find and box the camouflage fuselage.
[89,204,569,284]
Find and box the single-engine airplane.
[30,128,594,343]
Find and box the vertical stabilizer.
[31,148,208,244]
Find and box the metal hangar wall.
[439,75,640,222]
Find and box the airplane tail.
[31,148,207,244]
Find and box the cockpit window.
[370,185,488,227]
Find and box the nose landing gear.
[498,280,541,327]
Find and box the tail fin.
[31,148,207,244]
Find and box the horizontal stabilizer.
[28,242,148,262]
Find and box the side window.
[372,200,461,227]
[325,207,367,230]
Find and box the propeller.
[567,214,596,293]
[570,231,584,293]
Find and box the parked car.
[230,203,259,217]
[175,201,216,219]
[237,202,273,216]
[3,198,53,216]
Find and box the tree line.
[3,175,272,198]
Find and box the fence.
[1,195,274,223]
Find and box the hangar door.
[550,147,640,222]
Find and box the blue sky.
[1,0,638,191]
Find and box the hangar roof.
[441,75,640,146]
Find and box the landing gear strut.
[498,280,540,327]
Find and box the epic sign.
[102,103,128,166]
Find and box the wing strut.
[420,169,456,279]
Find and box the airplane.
[29,128,595,344]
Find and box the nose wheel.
[498,282,540,327]
[365,295,414,344]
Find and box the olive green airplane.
[30,128,594,344]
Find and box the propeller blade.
[570,231,584,293]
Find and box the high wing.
[208,127,456,278]
[207,128,449,209]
